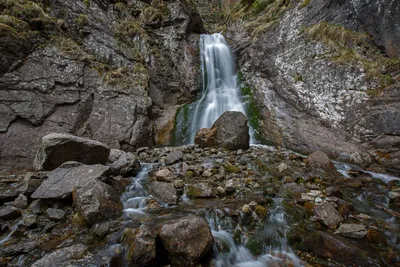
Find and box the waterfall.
[173,33,255,145]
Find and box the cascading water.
[173,33,255,145]
[207,199,303,267]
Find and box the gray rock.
[165,150,183,165]
[16,175,45,197]
[76,179,122,226]
[108,149,125,163]
[13,194,28,209]
[31,244,88,267]
[122,226,156,267]
[110,152,140,177]
[92,220,120,238]
[159,216,214,266]
[0,186,18,204]
[29,199,48,215]
[0,206,21,220]
[185,183,216,198]
[307,151,338,177]
[0,240,38,256]
[152,168,173,182]
[31,164,109,199]
[147,181,177,204]
[195,111,250,150]
[278,183,307,198]
[33,133,110,171]
[314,203,344,229]
[334,224,367,239]
[45,208,66,221]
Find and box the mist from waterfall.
[173,33,255,145]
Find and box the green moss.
[245,237,264,255]
[143,1,170,24]
[51,36,93,62]
[75,14,88,27]
[294,72,303,83]
[83,0,90,8]
[224,163,240,174]
[299,0,311,9]
[114,18,146,43]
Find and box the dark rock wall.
[0,0,204,171]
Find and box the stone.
[147,181,177,204]
[195,111,250,150]
[334,223,367,239]
[217,186,226,195]
[278,183,307,198]
[45,208,66,221]
[33,133,110,171]
[13,194,28,209]
[29,199,48,215]
[388,191,400,203]
[108,149,125,163]
[242,204,251,214]
[76,179,122,226]
[31,244,88,267]
[153,168,173,182]
[225,179,236,194]
[110,152,140,177]
[121,226,156,267]
[0,206,21,220]
[185,183,216,198]
[0,186,18,204]
[202,170,213,177]
[365,228,387,244]
[278,163,288,172]
[165,150,183,165]
[173,179,184,189]
[313,203,344,229]
[31,163,109,199]
[159,216,214,266]
[24,214,39,228]
[15,174,45,197]
[325,186,342,197]
[93,221,120,238]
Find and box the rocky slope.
[0,0,204,171]
[221,0,400,173]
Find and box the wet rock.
[147,181,177,204]
[0,206,21,220]
[76,179,122,226]
[13,194,28,209]
[24,214,39,228]
[366,228,387,244]
[107,176,130,194]
[93,220,120,238]
[45,208,66,221]
[165,150,183,165]
[278,183,307,198]
[108,149,125,163]
[31,163,109,199]
[313,203,343,229]
[195,111,250,150]
[0,240,38,256]
[307,151,339,178]
[152,168,173,182]
[29,199,48,215]
[31,244,88,267]
[110,152,140,177]
[33,133,110,171]
[297,231,370,266]
[185,183,216,198]
[388,191,400,203]
[325,186,342,197]
[334,223,367,239]
[159,216,214,266]
[121,226,156,267]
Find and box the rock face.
[225,0,400,173]
[33,133,110,171]
[159,216,214,265]
[195,111,250,150]
[0,0,205,171]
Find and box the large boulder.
[159,216,214,266]
[109,152,140,177]
[33,133,110,171]
[121,226,156,267]
[147,181,177,204]
[31,163,109,199]
[313,203,344,229]
[307,151,340,178]
[195,111,250,150]
[31,244,89,267]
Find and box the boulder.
[0,206,22,220]
[195,111,250,150]
[33,133,110,171]
[108,149,125,163]
[152,168,174,182]
[31,244,88,267]
[15,173,45,197]
[334,224,367,239]
[13,194,28,209]
[165,150,184,165]
[185,183,216,198]
[307,151,340,178]
[110,152,140,177]
[159,216,214,265]
[76,179,122,226]
[147,181,177,204]
[31,163,109,199]
[121,226,156,267]
[313,203,344,229]
[0,186,18,204]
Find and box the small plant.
[299,0,311,9]
[75,14,88,27]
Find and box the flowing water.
[173,33,255,145]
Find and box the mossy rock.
[245,236,264,255]
[224,163,240,174]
